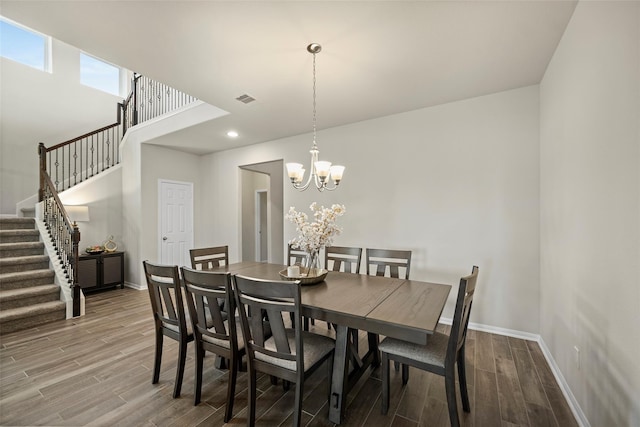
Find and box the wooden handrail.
[46,122,121,151]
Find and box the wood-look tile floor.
[0,288,578,427]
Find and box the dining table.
[211,261,451,424]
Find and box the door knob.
[162,236,168,241]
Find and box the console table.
[77,251,125,291]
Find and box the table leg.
[329,324,350,424]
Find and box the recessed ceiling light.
[227,130,239,138]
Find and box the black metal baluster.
[66,144,69,189]
[100,131,104,173]
[54,150,59,192]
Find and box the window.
[80,53,121,96]
[0,17,50,72]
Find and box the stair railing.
[37,73,198,316]
[40,171,81,316]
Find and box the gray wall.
[200,85,541,334]
[540,2,640,425]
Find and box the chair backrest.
[233,274,303,371]
[190,246,229,270]
[181,266,235,350]
[142,260,188,338]
[448,266,479,358]
[287,244,307,267]
[365,248,412,279]
[325,246,362,273]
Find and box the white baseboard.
[537,338,590,427]
[439,317,540,341]
[439,317,588,427]
[123,281,146,291]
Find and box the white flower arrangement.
[286,202,346,253]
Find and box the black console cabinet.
[78,251,125,291]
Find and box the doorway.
[240,160,284,264]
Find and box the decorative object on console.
[103,235,117,252]
[285,203,345,282]
[86,245,104,255]
[285,43,345,192]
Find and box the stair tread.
[0,301,66,321]
[0,284,58,300]
[0,229,39,235]
[0,219,36,232]
[0,242,44,249]
[0,269,55,280]
[0,255,49,264]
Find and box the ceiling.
[1,1,577,155]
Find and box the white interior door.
[159,180,193,266]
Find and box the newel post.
[38,143,46,202]
[71,223,81,317]
[119,102,126,135]
[132,73,140,126]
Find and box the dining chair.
[181,267,243,421]
[286,243,307,267]
[365,248,412,367]
[365,248,412,279]
[379,266,479,427]
[190,245,229,270]
[190,245,230,322]
[324,246,362,274]
[322,246,362,339]
[287,243,315,329]
[142,260,194,398]
[233,274,335,427]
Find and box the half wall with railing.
[38,73,197,316]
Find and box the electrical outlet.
[574,345,580,370]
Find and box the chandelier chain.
[312,51,317,148]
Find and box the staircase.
[0,218,65,334]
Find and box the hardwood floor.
[0,288,578,427]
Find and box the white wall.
[540,2,640,425]
[57,166,123,253]
[0,38,123,214]
[201,85,540,333]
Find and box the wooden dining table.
[211,261,451,424]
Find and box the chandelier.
[286,43,345,191]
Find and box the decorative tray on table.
[279,267,328,285]
[85,246,105,255]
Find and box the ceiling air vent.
[236,94,255,104]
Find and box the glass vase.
[305,248,322,277]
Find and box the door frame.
[255,189,269,262]
[239,160,284,264]
[157,179,194,264]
